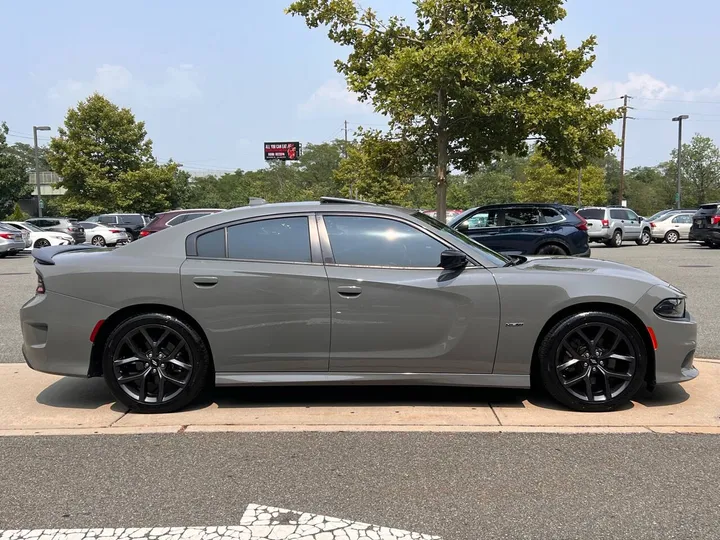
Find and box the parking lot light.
[672,115,689,209]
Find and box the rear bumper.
[21,291,113,377]
[575,247,591,257]
[0,241,27,253]
[689,227,720,242]
[587,229,612,241]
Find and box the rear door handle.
[193,276,218,288]
[337,286,362,297]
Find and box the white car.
[1,221,74,249]
[650,212,695,243]
[78,222,131,246]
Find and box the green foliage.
[333,131,417,204]
[515,152,606,205]
[7,142,50,172]
[287,0,619,219]
[0,122,32,218]
[623,166,673,216]
[5,202,28,221]
[664,134,720,206]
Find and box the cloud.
[298,78,372,117]
[48,64,202,107]
[590,72,720,104]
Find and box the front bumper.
[21,290,113,377]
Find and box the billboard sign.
[264,142,301,161]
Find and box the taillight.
[109,229,122,233]
[139,230,151,237]
[573,213,588,231]
[601,219,609,228]
[650,222,656,228]
[712,216,720,225]
[0,233,14,239]
[36,273,45,295]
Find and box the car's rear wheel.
[102,313,210,413]
[605,229,622,247]
[652,238,664,244]
[34,238,51,248]
[636,229,651,245]
[538,311,647,412]
[665,230,680,244]
[0,253,6,258]
[91,235,106,246]
[536,244,568,256]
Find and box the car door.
[498,207,544,255]
[673,214,693,238]
[319,213,500,374]
[624,209,642,239]
[609,209,630,238]
[459,208,504,251]
[180,213,331,373]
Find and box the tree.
[663,134,720,207]
[334,130,418,204]
[624,166,673,216]
[287,0,619,221]
[515,152,606,205]
[0,122,32,218]
[7,142,50,172]
[47,93,175,217]
[291,141,344,198]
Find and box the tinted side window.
[540,208,563,224]
[196,229,226,258]
[166,215,187,226]
[119,214,144,225]
[184,212,211,223]
[99,215,116,224]
[466,210,500,229]
[324,216,446,268]
[227,217,311,263]
[504,208,540,226]
[609,209,626,220]
[578,209,605,220]
[80,222,97,229]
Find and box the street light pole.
[33,125,51,217]
[672,115,688,210]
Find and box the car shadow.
[35,377,690,413]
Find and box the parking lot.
[2,242,718,364]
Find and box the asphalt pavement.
[1,431,719,539]
[2,242,717,362]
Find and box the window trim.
[317,212,476,269]
[186,213,323,265]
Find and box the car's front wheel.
[102,313,211,413]
[538,311,647,412]
[636,229,652,245]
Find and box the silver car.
[578,206,652,247]
[21,198,698,413]
[0,224,26,258]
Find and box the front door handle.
[337,286,362,297]
[193,276,218,288]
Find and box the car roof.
[471,203,565,210]
[157,208,225,217]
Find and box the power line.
[589,96,624,104]
[633,96,720,105]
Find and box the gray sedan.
[20,198,698,413]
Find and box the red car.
[139,209,224,238]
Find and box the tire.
[635,229,651,246]
[102,313,211,413]
[91,235,106,246]
[664,230,680,244]
[538,311,647,412]
[710,242,720,249]
[0,253,6,259]
[536,244,569,256]
[652,238,664,244]
[34,238,51,249]
[610,229,623,247]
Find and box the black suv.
[689,203,720,248]
[85,213,150,240]
[448,203,590,256]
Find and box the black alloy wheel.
[91,235,106,246]
[102,313,210,413]
[538,311,647,411]
[636,229,652,246]
[665,230,680,244]
[34,238,51,248]
[536,244,568,256]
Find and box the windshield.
[412,211,510,266]
[21,222,45,232]
[646,210,670,222]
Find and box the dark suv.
[26,217,86,244]
[138,208,223,238]
[86,213,150,240]
[448,203,590,256]
[689,203,720,248]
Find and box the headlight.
[654,297,686,319]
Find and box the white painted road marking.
[0,504,441,540]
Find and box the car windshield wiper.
[503,255,526,267]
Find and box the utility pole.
[344,120,348,158]
[672,115,689,209]
[344,120,356,198]
[619,94,630,206]
[577,169,582,207]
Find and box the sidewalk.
[1,361,718,436]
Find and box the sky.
[3,0,720,176]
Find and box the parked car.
[78,222,131,247]
[689,203,720,248]
[1,221,74,249]
[139,208,224,238]
[448,203,590,256]
[26,217,86,245]
[645,208,697,223]
[421,209,464,224]
[21,197,696,414]
[577,206,652,247]
[0,224,27,258]
[85,214,150,240]
[650,212,695,244]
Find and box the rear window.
[578,208,605,220]
[119,214,145,225]
[699,204,720,213]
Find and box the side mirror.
[440,249,468,271]
[456,221,469,233]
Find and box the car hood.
[512,256,668,286]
